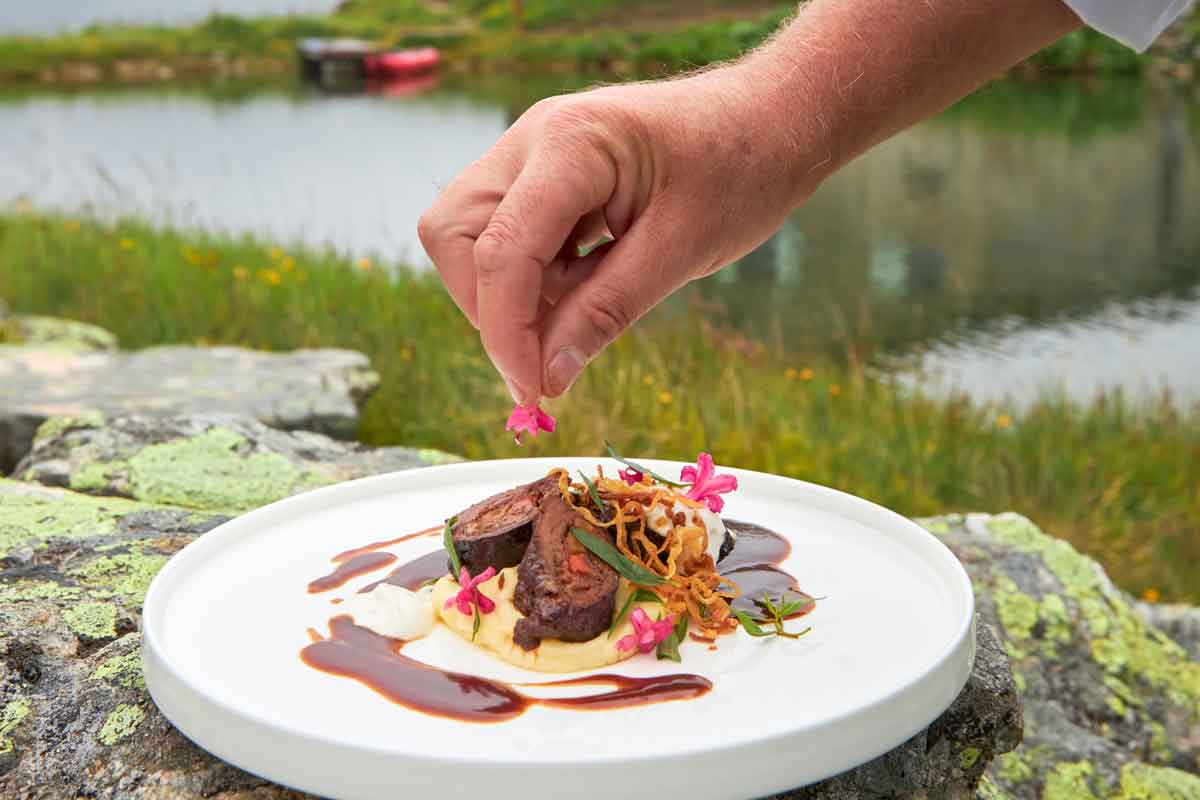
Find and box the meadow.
[2,210,1197,604]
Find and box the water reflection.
[1,0,341,36]
[2,78,1198,406]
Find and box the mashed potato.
[432,568,662,673]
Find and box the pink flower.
[617,607,677,654]
[443,566,497,617]
[618,467,644,486]
[680,452,738,513]
[505,403,556,445]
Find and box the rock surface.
[0,330,381,472]
[0,415,1196,799]
[14,414,462,512]
[919,514,1200,799]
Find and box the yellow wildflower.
[259,269,283,287]
[233,266,249,281]
[785,367,799,381]
[183,247,202,265]
[996,414,1012,429]
[281,256,296,271]
[270,247,283,261]
[118,238,136,251]
[829,384,842,397]
[658,391,674,405]
[642,375,654,386]
[357,257,372,271]
[1142,588,1160,603]
[799,367,814,381]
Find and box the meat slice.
[450,475,558,575]
[512,493,619,650]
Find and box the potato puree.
[432,568,662,673]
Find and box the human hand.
[418,62,827,405]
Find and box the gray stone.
[915,513,1200,799]
[14,413,462,513]
[0,345,380,472]
[1136,602,1200,662]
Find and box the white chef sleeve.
[1061,0,1195,51]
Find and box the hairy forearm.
[739,0,1082,201]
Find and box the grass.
[1,1,1194,84]
[1,209,1197,605]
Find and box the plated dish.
[300,448,816,721]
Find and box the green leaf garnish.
[656,614,689,662]
[733,609,774,637]
[604,440,688,488]
[417,577,440,589]
[577,470,608,516]
[739,591,815,639]
[608,588,662,638]
[443,515,461,576]
[571,527,666,586]
[471,602,481,641]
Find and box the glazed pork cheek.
[512,493,619,650]
[449,475,558,574]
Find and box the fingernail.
[547,346,585,395]
[504,376,526,405]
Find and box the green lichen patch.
[417,448,463,466]
[1118,762,1200,799]
[994,577,1039,642]
[98,703,144,745]
[32,412,104,444]
[69,548,169,604]
[959,745,982,771]
[70,461,123,493]
[976,775,1012,800]
[123,427,327,512]
[0,579,83,604]
[0,480,137,555]
[0,697,31,754]
[91,649,145,690]
[1043,761,1103,800]
[987,514,1200,716]
[62,601,118,639]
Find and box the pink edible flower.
[443,566,497,617]
[617,607,677,654]
[680,452,738,513]
[618,467,644,486]
[505,403,556,445]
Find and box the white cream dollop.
[337,583,435,640]
[646,498,732,563]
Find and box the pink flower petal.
[476,593,496,614]
[617,634,637,652]
[505,403,557,445]
[618,467,644,486]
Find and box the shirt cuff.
[1061,0,1195,52]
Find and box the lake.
[3,78,1198,409]
[0,0,342,36]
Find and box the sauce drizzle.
[330,525,441,563]
[307,552,397,594]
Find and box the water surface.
[3,79,1198,408]
[0,0,341,36]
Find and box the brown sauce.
[301,617,710,723]
[307,552,398,594]
[331,525,441,563]
[358,550,448,593]
[302,518,806,722]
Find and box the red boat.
[364,47,440,78]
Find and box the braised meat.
[449,476,557,575]
[512,493,618,650]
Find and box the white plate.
[143,457,975,800]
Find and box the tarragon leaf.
[577,470,608,516]
[443,515,461,576]
[604,440,688,488]
[656,614,689,662]
[571,527,665,586]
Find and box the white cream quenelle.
[645,498,734,563]
[337,583,435,640]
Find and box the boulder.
[14,414,462,513]
[918,514,1200,799]
[0,343,380,473]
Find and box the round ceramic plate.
[142,457,975,800]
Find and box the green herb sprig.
[577,470,608,516]
[443,515,461,575]
[734,592,813,640]
[656,615,690,662]
[604,440,688,488]
[571,527,666,586]
[609,588,663,638]
[472,604,481,641]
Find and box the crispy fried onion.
[554,467,740,635]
